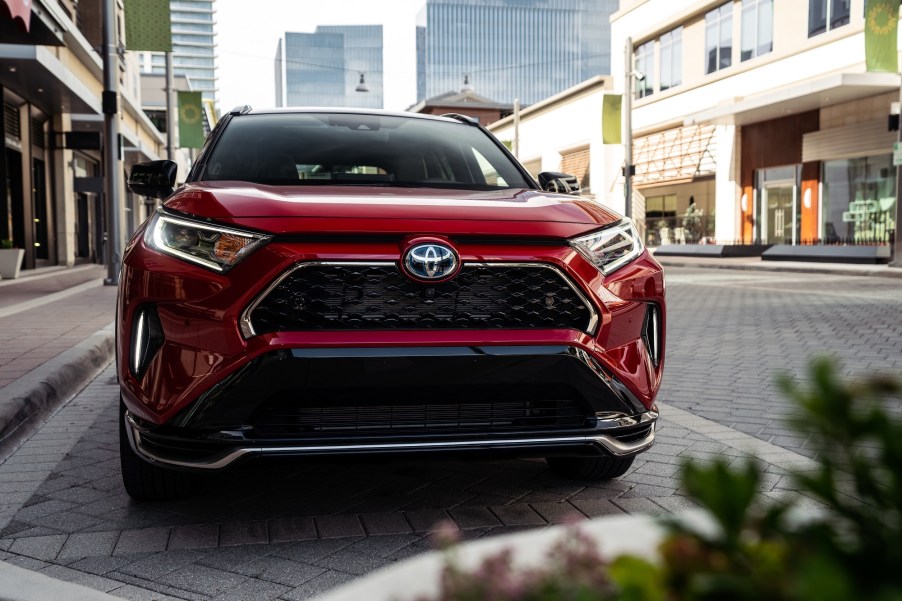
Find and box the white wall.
[490,89,627,214]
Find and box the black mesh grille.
[249,399,592,438]
[250,264,593,333]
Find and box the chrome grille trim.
[240,261,599,338]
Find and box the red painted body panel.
[118,181,665,430]
[163,184,622,240]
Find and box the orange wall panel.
[800,162,820,244]
[741,185,754,243]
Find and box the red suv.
[120,108,665,501]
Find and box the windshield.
[200,113,531,190]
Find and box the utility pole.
[102,0,122,285]
[623,37,633,219]
[165,52,175,161]
[513,98,520,160]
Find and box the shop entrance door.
[761,183,796,245]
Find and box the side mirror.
[538,171,581,195]
[128,160,177,200]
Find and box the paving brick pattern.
[661,270,902,457]
[0,268,899,600]
[0,266,114,389]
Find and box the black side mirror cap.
[128,160,177,200]
[538,171,581,196]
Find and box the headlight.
[145,210,270,272]
[570,219,644,275]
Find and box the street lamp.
[355,72,370,93]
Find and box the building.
[406,89,513,124]
[611,0,899,258]
[1,0,165,272]
[139,0,218,102]
[489,76,618,193]
[274,26,383,109]
[417,0,618,106]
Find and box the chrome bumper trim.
[124,410,657,471]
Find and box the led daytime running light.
[570,220,644,275]
[146,211,270,272]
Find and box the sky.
[216,0,424,113]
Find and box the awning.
[0,43,99,115]
[683,72,901,127]
[0,0,62,45]
[1,0,31,31]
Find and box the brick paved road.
[0,267,899,600]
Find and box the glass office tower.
[275,25,383,109]
[417,0,616,105]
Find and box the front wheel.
[545,455,635,480]
[119,400,194,501]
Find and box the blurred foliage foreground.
[416,360,902,601]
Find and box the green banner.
[123,0,171,52]
[865,0,899,72]
[178,92,205,148]
[602,94,622,145]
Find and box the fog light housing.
[642,303,662,367]
[130,305,164,379]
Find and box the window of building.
[635,40,654,98]
[823,155,895,244]
[660,27,682,91]
[741,0,773,61]
[705,3,733,74]
[808,0,850,37]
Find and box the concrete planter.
[310,512,708,601]
[0,248,24,279]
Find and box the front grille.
[248,263,593,334]
[248,399,592,438]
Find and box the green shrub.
[417,359,901,601]
[0,239,13,249]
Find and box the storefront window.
[755,165,800,245]
[823,156,896,244]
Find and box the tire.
[119,400,194,501]
[545,455,635,480]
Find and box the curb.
[655,258,902,279]
[0,560,121,601]
[0,324,115,458]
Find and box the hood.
[163,182,623,238]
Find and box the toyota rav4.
[120,108,665,501]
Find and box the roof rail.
[229,105,253,116]
[440,113,479,125]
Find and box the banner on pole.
[602,94,623,145]
[123,0,172,52]
[865,0,899,72]
[177,91,205,148]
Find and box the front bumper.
[124,410,658,470]
[122,345,659,470]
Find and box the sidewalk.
[651,253,902,279]
[0,264,116,457]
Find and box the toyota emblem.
[403,243,458,281]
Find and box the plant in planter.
[418,359,902,601]
[0,239,24,279]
